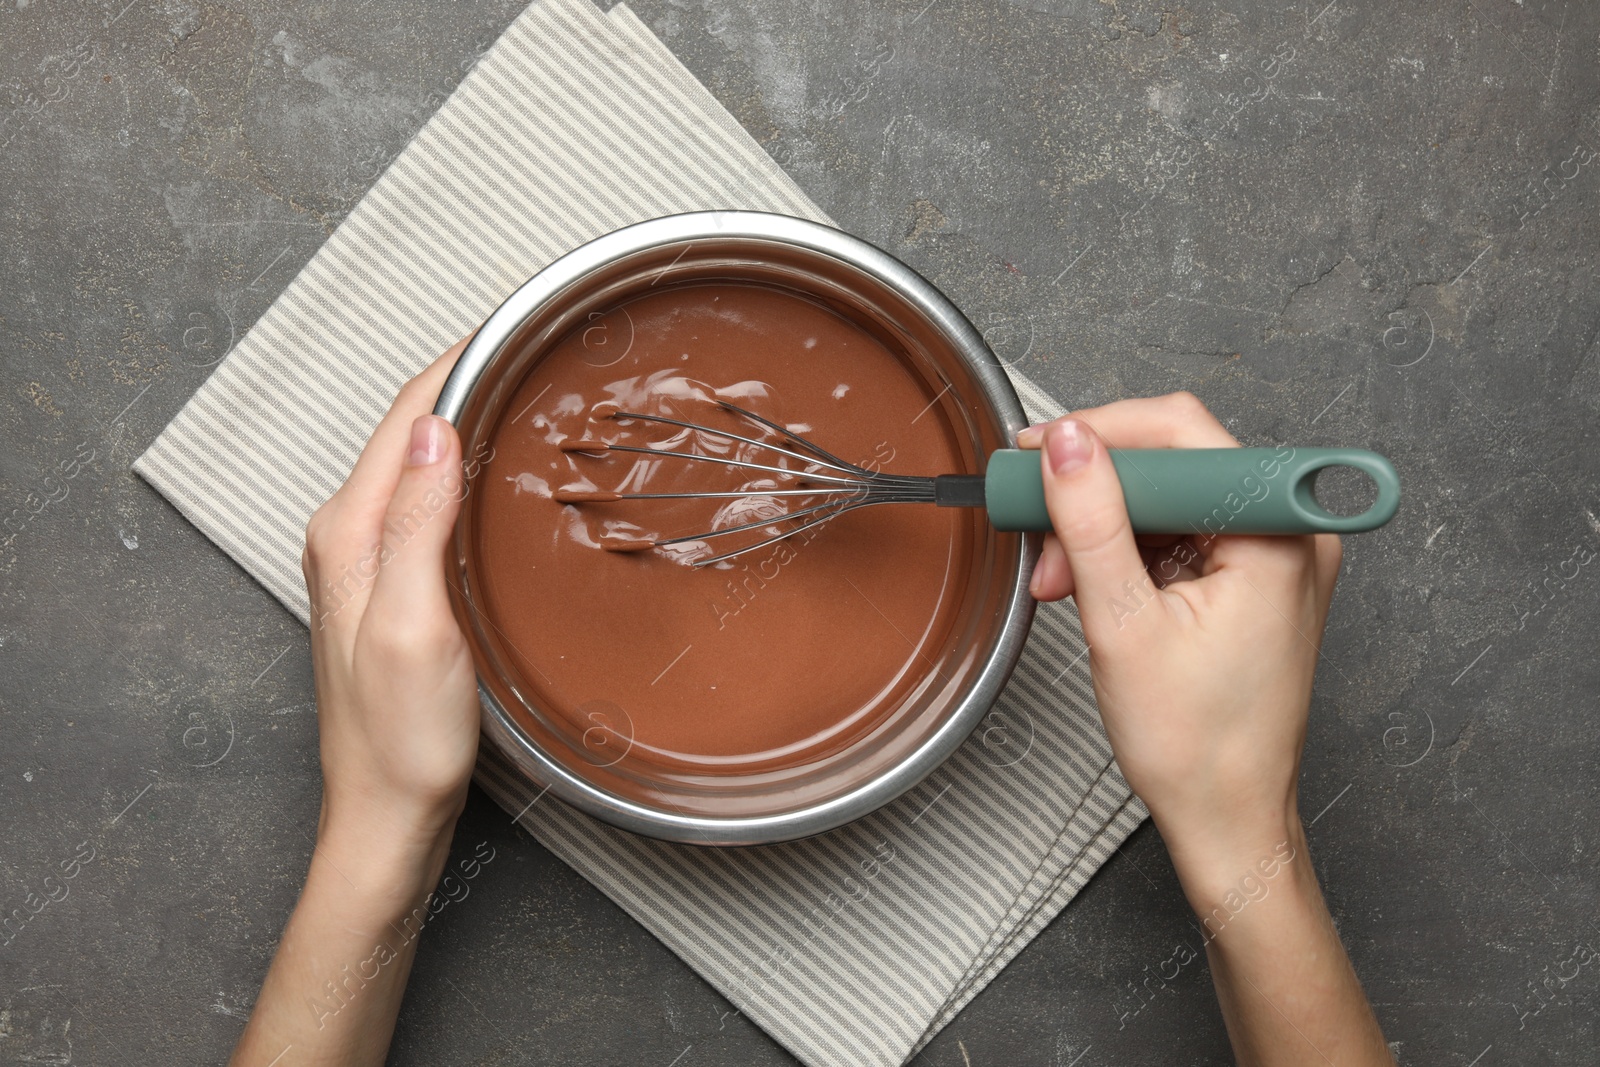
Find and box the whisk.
[554,400,1402,566]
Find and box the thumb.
[1039,418,1157,639]
[367,415,467,632]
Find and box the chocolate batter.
[472,282,976,777]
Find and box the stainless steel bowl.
[435,210,1038,845]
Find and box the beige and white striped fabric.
[133,2,1146,1063]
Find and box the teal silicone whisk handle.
[982,447,1401,534]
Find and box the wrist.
[1156,807,1307,914]
[319,775,466,848]
[312,796,461,915]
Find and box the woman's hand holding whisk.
[1018,391,1392,1067]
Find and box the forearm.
[1165,815,1393,1067]
[230,812,457,1066]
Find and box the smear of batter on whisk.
[470,282,976,775]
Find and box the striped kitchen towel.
[133,1,1146,1064]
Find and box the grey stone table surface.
[2,0,1597,1063]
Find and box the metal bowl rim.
[435,209,1039,845]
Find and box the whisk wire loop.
[566,401,942,565]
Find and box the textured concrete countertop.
[2,0,1596,1063]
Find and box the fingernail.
[1016,420,1054,447]
[407,415,444,467]
[1043,419,1092,477]
[1028,557,1049,598]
